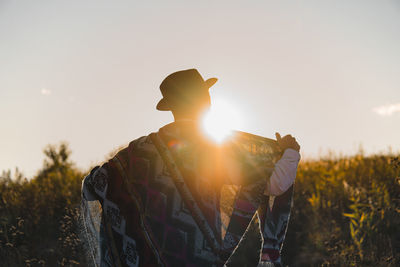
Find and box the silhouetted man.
[82,69,300,267]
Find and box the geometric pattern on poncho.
[81,121,293,267]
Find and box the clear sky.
[1,0,400,177]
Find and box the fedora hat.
[156,69,217,111]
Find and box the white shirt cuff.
[265,148,300,196]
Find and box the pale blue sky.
[1,0,400,177]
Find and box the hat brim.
[205,77,218,88]
[156,77,218,111]
[156,98,170,111]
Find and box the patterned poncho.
[81,121,294,267]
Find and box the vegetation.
[1,143,399,266]
[283,153,400,266]
[0,144,86,266]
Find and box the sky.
[1,0,400,177]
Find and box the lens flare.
[202,98,242,143]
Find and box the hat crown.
[160,69,206,94]
[157,69,217,111]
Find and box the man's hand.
[275,132,300,152]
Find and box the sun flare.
[201,98,242,143]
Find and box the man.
[81,69,300,267]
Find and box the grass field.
[1,143,399,266]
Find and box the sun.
[201,98,243,143]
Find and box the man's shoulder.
[111,132,159,164]
[128,133,155,149]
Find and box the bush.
[0,143,86,266]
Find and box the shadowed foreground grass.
[1,143,399,266]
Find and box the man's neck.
[173,113,200,122]
[174,118,196,122]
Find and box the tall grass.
[283,154,400,266]
[1,143,399,266]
